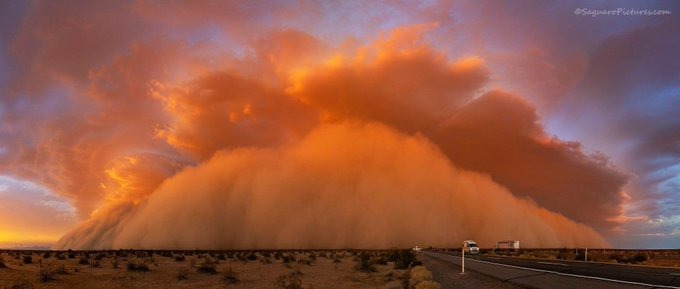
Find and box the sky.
[0,0,678,249]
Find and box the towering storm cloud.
[4,1,675,249]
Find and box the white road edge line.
[671,273,680,276]
[537,261,568,266]
[428,251,680,289]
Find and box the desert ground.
[0,249,428,289]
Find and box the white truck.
[463,240,479,254]
[495,240,520,252]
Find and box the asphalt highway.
[425,251,680,289]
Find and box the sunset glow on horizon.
[0,1,678,249]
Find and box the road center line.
[537,261,568,266]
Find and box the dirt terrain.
[0,250,412,289]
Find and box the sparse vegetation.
[356,251,377,272]
[275,269,304,289]
[409,266,433,285]
[0,256,6,268]
[222,266,239,284]
[6,278,34,289]
[52,264,69,275]
[415,280,441,289]
[22,255,32,264]
[176,267,189,281]
[392,249,419,269]
[197,257,217,274]
[38,268,55,282]
[126,260,150,272]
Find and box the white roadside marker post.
[461,242,465,274]
[585,248,588,261]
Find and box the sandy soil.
[0,251,408,289]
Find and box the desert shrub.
[126,260,150,272]
[53,264,68,275]
[90,258,101,268]
[174,255,186,262]
[247,252,258,261]
[398,270,411,289]
[410,266,433,284]
[633,252,648,263]
[374,256,388,266]
[275,269,303,289]
[6,278,34,289]
[22,255,32,264]
[282,254,295,264]
[415,280,441,289]
[67,251,76,259]
[557,249,575,260]
[393,250,419,269]
[38,268,55,282]
[261,251,272,258]
[78,256,89,265]
[223,266,239,284]
[356,252,376,272]
[55,253,65,260]
[0,256,6,268]
[197,258,217,274]
[176,267,189,281]
[42,252,51,259]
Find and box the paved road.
[423,251,680,289]
[419,252,523,289]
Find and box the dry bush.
[356,252,376,272]
[176,267,189,281]
[53,264,68,275]
[223,266,239,284]
[415,280,441,289]
[22,255,32,264]
[275,269,303,289]
[126,260,150,272]
[38,268,55,282]
[409,266,433,285]
[78,256,89,265]
[6,278,34,289]
[197,258,217,274]
[0,256,6,268]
